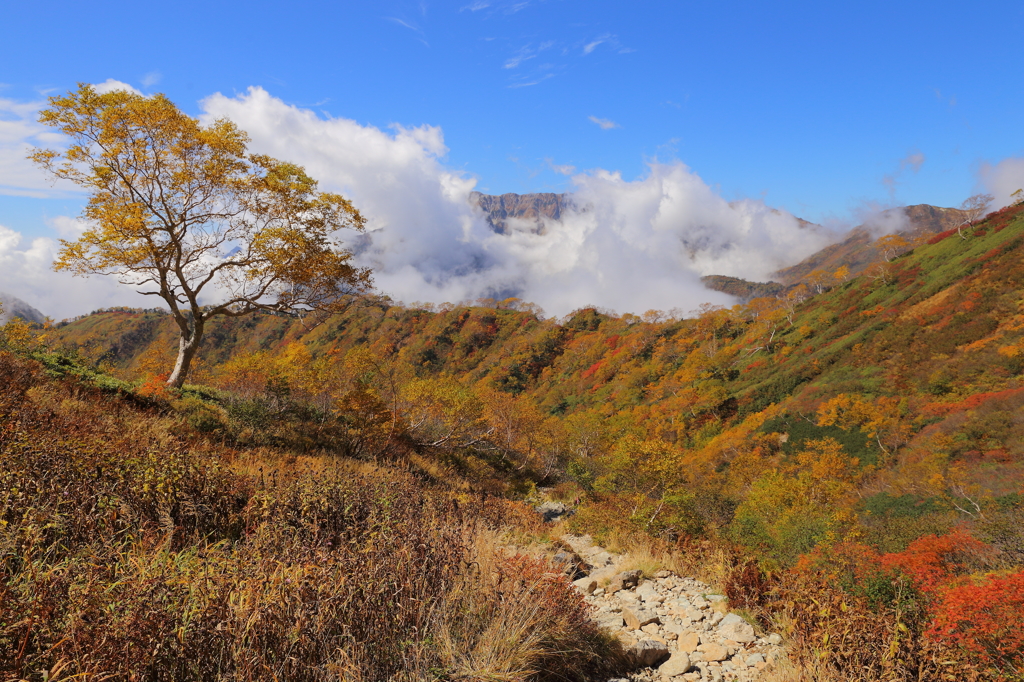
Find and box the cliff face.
[469,191,573,235]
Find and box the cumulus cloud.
[588,116,619,130]
[979,157,1024,209]
[92,79,143,95]
[199,88,828,316]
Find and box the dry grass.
[433,528,628,681]
[0,352,626,682]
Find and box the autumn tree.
[32,84,371,387]
[957,193,994,239]
[876,234,910,262]
[806,269,831,295]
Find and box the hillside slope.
[34,200,1024,680]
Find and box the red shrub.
[880,530,990,594]
[928,571,1024,673]
[927,228,958,245]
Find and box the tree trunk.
[167,320,204,388]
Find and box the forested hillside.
[15,200,1024,680]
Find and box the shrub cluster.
[0,352,624,681]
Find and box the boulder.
[637,582,665,603]
[596,613,625,630]
[535,501,572,522]
[607,569,643,593]
[717,613,756,643]
[745,653,765,666]
[659,651,691,677]
[629,639,671,668]
[551,549,591,580]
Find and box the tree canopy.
[32,84,371,386]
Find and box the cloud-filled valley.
[200,88,833,318]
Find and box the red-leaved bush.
[927,571,1024,674]
[880,529,990,593]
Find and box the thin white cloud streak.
[980,157,1024,209]
[589,115,619,130]
[0,97,80,198]
[583,35,609,55]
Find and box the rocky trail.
[535,504,785,682]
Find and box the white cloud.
[979,157,1024,209]
[0,223,153,319]
[548,160,576,175]
[881,149,925,198]
[141,72,162,88]
[199,88,829,317]
[588,115,619,130]
[92,79,143,95]
[583,36,608,55]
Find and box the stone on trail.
[573,576,597,594]
[767,632,783,645]
[637,582,665,603]
[717,613,756,643]
[676,631,700,652]
[623,605,661,630]
[597,613,625,630]
[588,549,615,567]
[745,653,765,666]
[698,642,729,662]
[535,501,572,522]
[630,639,671,668]
[659,651,692,677]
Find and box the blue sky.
[2,0,1024,318]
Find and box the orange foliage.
[136,372,172,400]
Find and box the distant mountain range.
[0,292,46,324]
